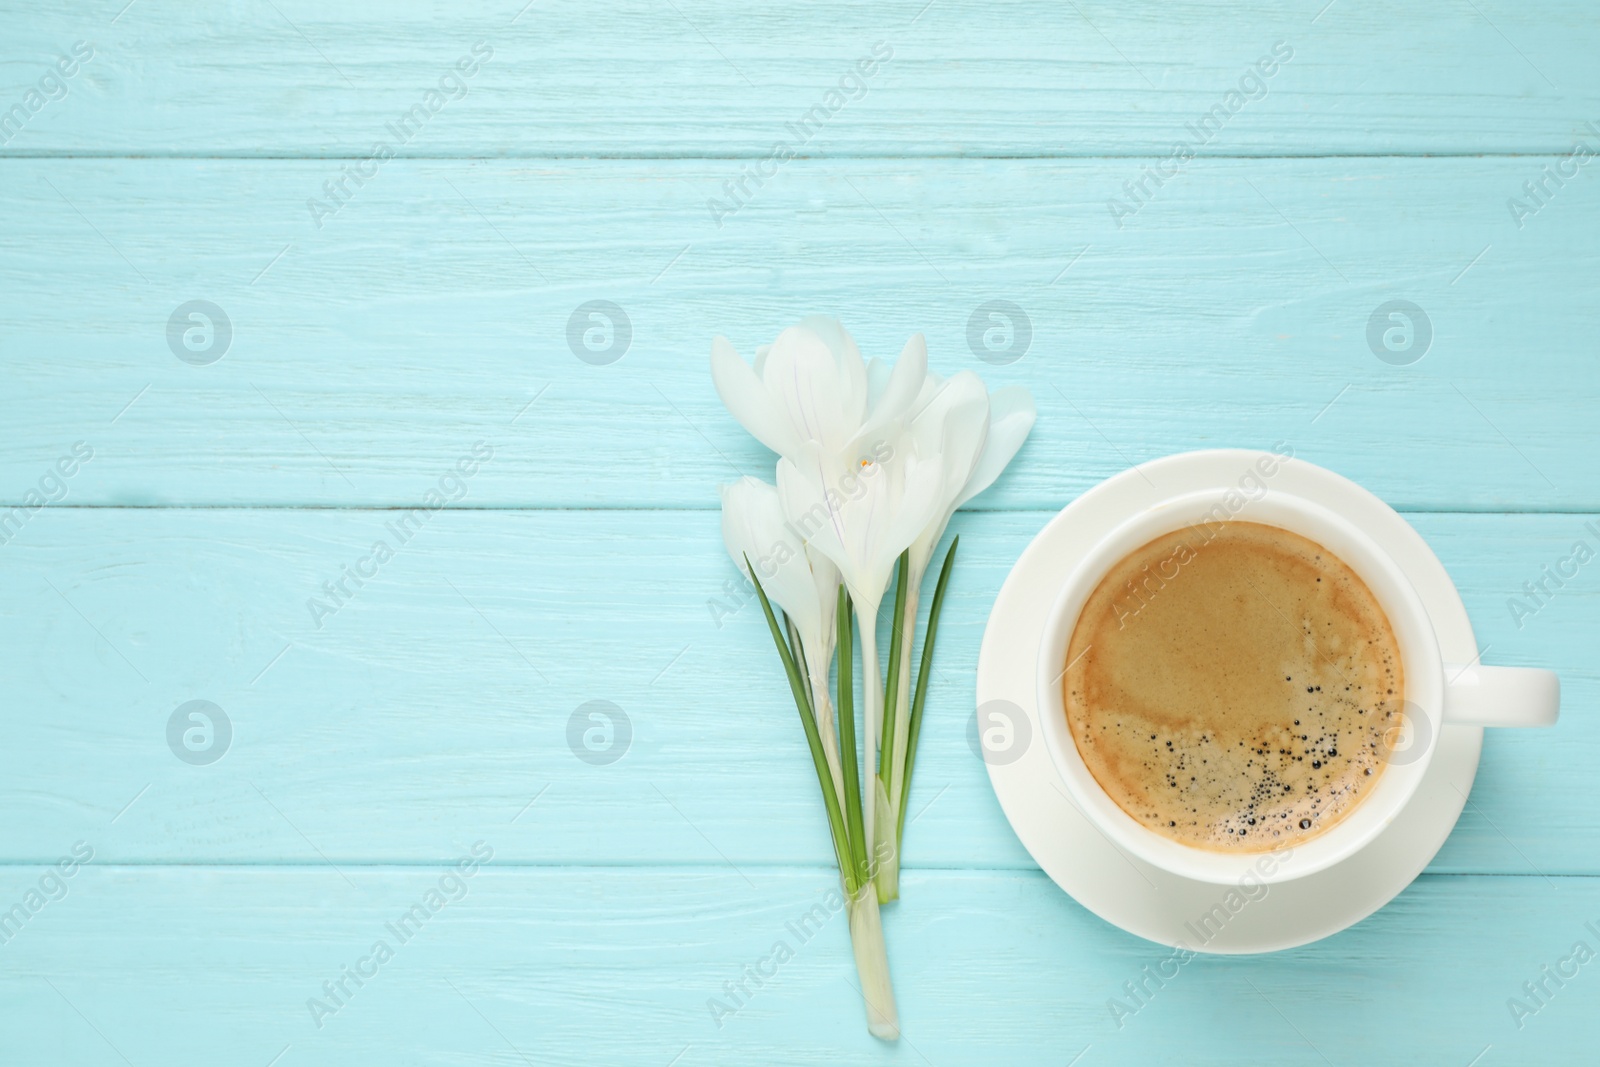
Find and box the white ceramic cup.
[1036,482,1559,885]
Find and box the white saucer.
[976,450,1483,953]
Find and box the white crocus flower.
[707,316,1033,1038]
[776,437,944,622]
[960,386,1036,500]
[896,369,1038,581]
[906,371,992,576]
[777,427,945,876]
[719,476,845,806]
[710,318,927,464]
[879,371,1036,897]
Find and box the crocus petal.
[804,543,842,659]
[796,315,865,372]
[861,333,928,441]
[761,323,869,455]
[910,372,990,492]
[864,357,893,412]
[955,386,1036,509]
[710,336,806,460]
[876,446,945,582]
[910,367,941,412]
[908,372,991,567]
[778,437,945,613]
[776,449,847,580]
[719,476,827,647]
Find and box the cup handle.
[1442,664,1560,728]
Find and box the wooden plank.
[1,158,1597,510]
[1,507,1589,872]
[0,866,1592,1064]
[1,2,1597,156]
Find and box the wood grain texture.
[3,1,1594,1061]
[1,508,1591,874]
[1,157,1597,510]
[0,867,1594,1065]
[1,1,1597,157]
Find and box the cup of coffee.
[1036,481,1559,885]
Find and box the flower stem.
[847,884,901,1040]
[872,551,911,902]
[877,565,920,901]
[877,551,911,795]
[809,663,847,815]
[854,598,883,887]
[790,617,845,815]
[749,566,900,1040]
[837,589,901,1041]
[887,581,919,810]
[895,536,958,844]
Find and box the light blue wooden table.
[3,3,1597,1063]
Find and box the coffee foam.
[1064,520,1402,852]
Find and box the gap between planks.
[0,151,1581,162]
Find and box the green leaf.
[785,616,814,721]
[878,550,910,791]
[745,556,855,891]
[834,585,871,891]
